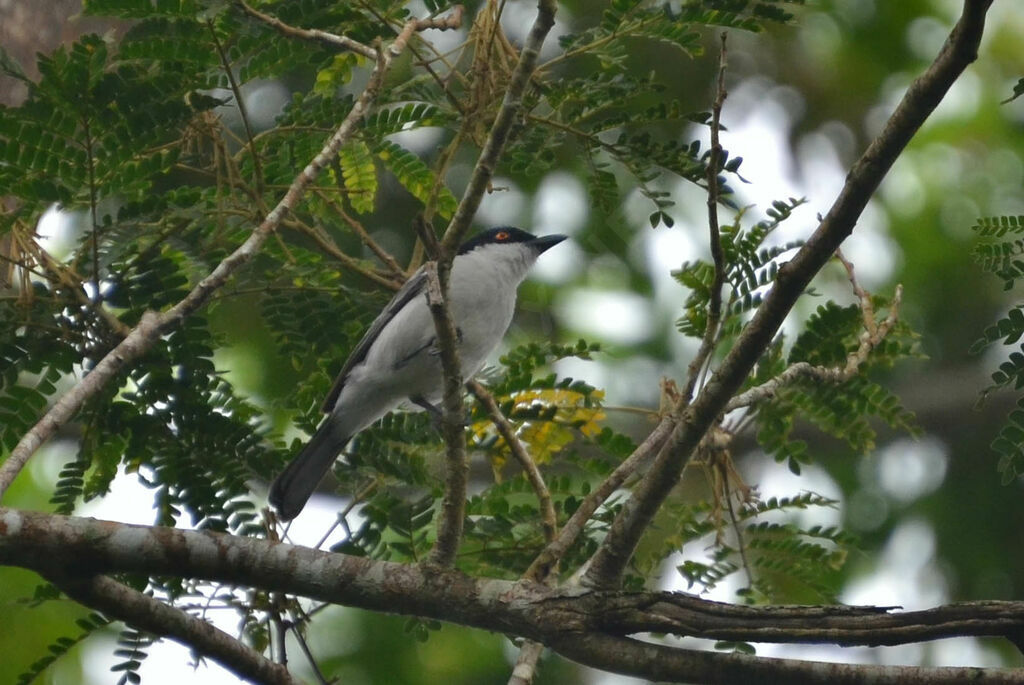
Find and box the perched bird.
[269,226,567,520]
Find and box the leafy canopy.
[0,0,935,679]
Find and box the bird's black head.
[457,226,566,255]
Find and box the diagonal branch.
[581,0,995,588]
[49,573,295,685]
[525,415,676,580]
[468,379,557,555]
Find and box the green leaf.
[371,138,457,219]
[337,140,378,214]
[1002,77,1024,104]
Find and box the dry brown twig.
[725,253,904,412]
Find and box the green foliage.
[0,0,928,677]
[990,397,1024,484]
[371,139,458,219]
[752,300,920,473]
[674,198,805,339]
[665,492,849,602]
[971,215,1024,290]
[338,140,378,214]
[16,612,111,685]
[1002,76,1024,104]
[110,628,154,685]
[972,215,1024,483]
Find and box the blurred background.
[2,0,1024,682]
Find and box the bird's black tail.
[269,424,349,521]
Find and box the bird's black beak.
[529,234,568,253]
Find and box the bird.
[269,226,567,520]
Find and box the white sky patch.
[875,436,949,504]
[34,204,80,261]
[532,237,585,284]
[533,171,589,237]
[530,172,590,283]
[881,154,928,219]
[475,176,527,227]
[241,80,291,131]
[842,517,948,611]
[387,126,445,156]
[718,80,799,208]
[906,15,951,61]
[556,288,654,346]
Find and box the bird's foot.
[410,395,466,433]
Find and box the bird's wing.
[321,266,429,413]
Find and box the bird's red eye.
[495,231,510,241]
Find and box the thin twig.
[524,415,677,581]
[235,0,463,59]
[684,32,729,402]
[270,597,288,666]
[313,480,378,550]
[82,120,100,304]
[234,0,378,59]
[12,230,132,337]
[282,217,403,291]
[507,640,545,685]
[289,622,331,685]
[719,458,754,589]
[209,21,266,197]
[468,380,556,553]
[315,188,405,278]
[724,281,903,411]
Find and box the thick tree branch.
[3,510,1024,684]
[582,0,995,588]
[49,574,295,685]
[549,632,1022,685]
[422,260,470,567]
